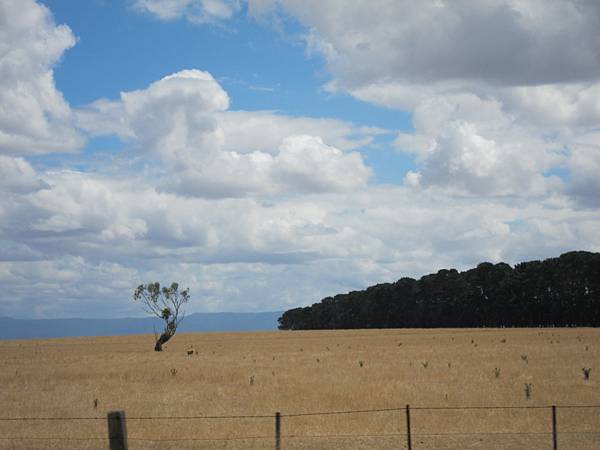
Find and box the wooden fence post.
[552,405,558,450]
[275,412,282,450]
[107,410,128,450]
[406,405,412,450]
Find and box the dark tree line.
[278,251,600,330]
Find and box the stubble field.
[1,328,599,449]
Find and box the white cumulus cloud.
[253,0,600,88]
[0,0,84,155]
[2,167,599,317]
[133,0,241,23]
[0,156,49,193]
[79,70,373,198]
[251,0,600,202]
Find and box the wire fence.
[1,404,600,449]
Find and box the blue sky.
[47,1,406,122]
[44,0,413,183]
[1,0,599,318]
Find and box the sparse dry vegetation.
[1,328,599,449]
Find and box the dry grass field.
[1,328,599,450]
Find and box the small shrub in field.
[500,339,507,343]
[249,375,255,386]
[583,368,592,380]
[170,368,177,376]
[358,360,364,368]
[93,398,98,409]
[524,383,533,399]
[422,361,429,368]
[494,368,501,378]
[521,354,528,364]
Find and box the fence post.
[107,410,128,450]
[275,411,281,450]
[552,405,558,450]
[406,404,412,450]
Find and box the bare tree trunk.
[154,332,173,351]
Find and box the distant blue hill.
[0,312,282,340]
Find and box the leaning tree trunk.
[154,331,174,351]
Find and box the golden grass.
[1,328,599,449]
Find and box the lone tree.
[133,282,190,351]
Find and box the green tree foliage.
[133,282,190,351]
[278,251,600,330]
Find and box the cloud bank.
[1,0,599,318]
[78,70,372,197]
[250,0,600,202]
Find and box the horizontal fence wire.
[0,417,105,421]
[411,405,552,410]
[0,414,273,421]
[1,433,600,445]
[3,404,600,421]
[127,435,273,442]
[282,407,405,417]
[560,431,600,435]
[2,404,600,446]
[283,432,406,439]
[554,405,600,409]
[0,437,108,441]
[8,431,600,438]
[411,431,552,437]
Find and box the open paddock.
[1,328,599,449]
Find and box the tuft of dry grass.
[0,328,599,449]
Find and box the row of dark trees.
[278,251,600,330]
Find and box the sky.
[1,0,600,319]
